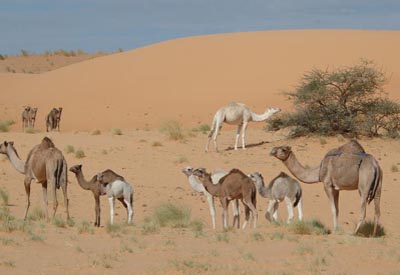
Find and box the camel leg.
[108,197,115,225]
[285,197,294,224]
[354,195,368,235]
[124,199,133,224]
[41,182,49,221]
[266,200,278,222]
[205,129,214,152]
[60,182,69,221]
[241,122,248,150]
[212,124,222,152]
[297,198,304,221]
[205,193,216,229]
[242,199,257,228]
[234,124,241,150]
[220,198,229,229]
[23,177,32,220]
[117,197,127,208]
[231,199,240,229]
[372,184,382,237]
[323,184,340,231]
[242,202,250,229]
[94,195,100,227]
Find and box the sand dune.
[1,30,400,131]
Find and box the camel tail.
[367,157,382,204]
[54,159,67,190]
[293,188,302,207]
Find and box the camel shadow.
[224,140,270,152]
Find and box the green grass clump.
[111,128,123,135]
[77,220,94,234]
[75,149,85,159]
[194,124,211,134]
[0,120,15,132]
[390,164,399,173]
[160,120,185,140]
[356,220,386,238]
[290,219,330,235]
[141,203,192,233]
[64,145,75,154]
[52,216,67,228]
[0,188,9,206]
[28,207,45,221]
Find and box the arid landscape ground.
[1,30,400,274]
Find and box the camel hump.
[40,137,55,149]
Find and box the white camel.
[249,172,303,224]
[205,102,281,152]
[96,170,134,225]
[181,166,240,229]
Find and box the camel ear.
[9,141,14,146]
[3,141,7,146]
[78,164,82,169]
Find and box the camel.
[249,172,303,224]
[205,102,281,152]
[22,106,38,131]
[181,166,240,229]
[193,168,257,229]
[46,107,63,132]
[96,169,134,225]
[270,140,382,236]
[69,165,107,227]
[0,137,70,220]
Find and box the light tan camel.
[0,137,70,220]
[193,168,257,229]
[69,165,106,227]
[46,107,63,132]
[270,140,382,236]
[22,106,38,131]
[205,102,280,152]
[249,172,303,224]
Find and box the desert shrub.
[160,120,185,140]
[193,124,210,134]
[28,207,45,221]
[290,219,330,235]
[64,145,75,154]
[91,129,101,135]
[356,220,386,238]
[111,128,123,135]
[141,203,192,233]
[266,60,400,138]
[24,127,36,134]
[52,216,67,228]
[152,141,162,147]
[75,149,85,158]
[20,49,29,57]
[77,220,94,234]
[0,120,15,132]
[0,54,6,60]
[0,188,9,206]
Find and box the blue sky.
[1,0,399,55]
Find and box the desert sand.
[1,30,400,274]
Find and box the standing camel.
[270,140,382,236]
[193,168,257,229]
[249,172,303,224]
[22,106,38,132]
[96,170,134,224]
[181,166,240,229]
[205,102,280,152]
[46,107,63,132]
[0,137,70,220]
[69,165,106,227]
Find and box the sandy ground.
[0,30,400,274]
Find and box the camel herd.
[22,106,63,132]
[0,103,383,237]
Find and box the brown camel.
[0,137,70,220]
[22,106,38,131]
[270,140,382,236]
[46,107,63,132]
[193,168,257,229]
[69,165,107,227]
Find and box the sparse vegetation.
[192,124,210,134]
[0,188,9,206]
[0,120,15,132]
[267,60,400,138]
[290,219,330,235]
[111,128,123,135]
[91,129,101,135]
[251,232,265,242]
[152,141,162,147]
[216,232,229,243]
[28,207,45,221]
[24,127,36,134]
[160,120,185,140]
[52,216,67,228]
[391,164,399,173]
[75,149,86,159]
[175,155,188,164]
[77,220,94,234]
[356,220,386,238]
[64,144,75,154]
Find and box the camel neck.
[201,177,221,197]
[74,171,92,190]
[250,110,274,122]
[255,180,271,198]
[6,147,25,174]
[283,153,320,183]
[188,175,206,193]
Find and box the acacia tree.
[268,60,400,137]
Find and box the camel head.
[249,172,263,183]
[181,166,194,177]
[0,141,15,155]
[69,164,82,174]
[270,146,292,161]
[266,107,281,115]
[192,167,211,182]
